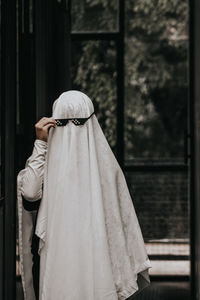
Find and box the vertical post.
[0,0,4,297]
[35,0,71,119]
[35,0,53,119]
[1,0,17,299]
[190,0,200,299]
[53,0,71,100]
[0,205,3,300]
[116,0,124,168]
[17,0,37,168]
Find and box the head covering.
[18,90,152,300]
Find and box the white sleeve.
[21,139,48,202]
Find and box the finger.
[46,117,56,122]
[40,117,56,125]
[37,118,56,127]
[43,123,56,131]
[37,116,56,124]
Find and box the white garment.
[17,139,47,300]
[21,139,48,201]
[17,90,152,300]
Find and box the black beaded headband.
[55,111,95,126]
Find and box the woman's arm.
[21,116,56,202]
[21,139,48,201]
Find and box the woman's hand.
[35,117,56,142]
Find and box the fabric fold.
[17,90,152,300]
[17,170,37,300]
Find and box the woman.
[17,90,152,300]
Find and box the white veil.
[35,90,151,300]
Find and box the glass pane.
[71,0,119,33]
[125,170,189,241]
[71,40,117,154]
[124,0,189,164]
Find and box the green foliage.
[71,0,189,162]
[71,40,117,150]
[71,0,118,32]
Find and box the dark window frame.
[69,0,190,281]
[70,0,125,167]
[70,0,189,173]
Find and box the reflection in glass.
[124,0,189,164]
[71,40,117,153]
[71,0,119,33]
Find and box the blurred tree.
[71,40,117,151]
[70,0,189,162]
[71,0,118,32]
[125,0,188,162]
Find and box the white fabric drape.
[18,90,152,300]
[17,139,47,300]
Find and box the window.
[70,0,190,276]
